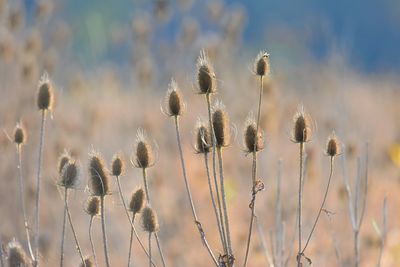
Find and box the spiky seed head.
[58,150,71,175]
[212,101,230,147]
[134,130,154,169]
[197,50,216,94]
[89,152,110,196]
[129,187,145,214]
[194,120,211,154]
[244,118,264,153]
[141,206,159,233]
[292,110,311,143]
[166,79,184,117]
[60,160,79,189]
[80,257,95,267]
[85,196,100,217]
[37,73,54,110]
[13,122,26,145]
[254,51,270,76]
[7,240,30,267]
[111,154,124,177]
[326,132,340,157]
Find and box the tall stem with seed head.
[100,196,110,267]
[297,142,304,267]
[89,216,98,267]
[60,189,67,267]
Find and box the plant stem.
[60,187,67,267]
[302,156,335,254]
[149,233,152,267]
[206,93,228,254]
[34,110,47,266]
[354,230,359,267]
[89,216,99,267]
[142,169,167,267]
[16,146,35,262]
[64,188,86,267]
[174,117,218,266]
[297,142,304,267]
[128,214,135,267]
[100,196,111,267]
[116,176,156,267]
[217,147,233,258]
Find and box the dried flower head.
[13,122,26,146]
[244,116,264,153]
[58,150,71,175]
[194,119,211,154]
[212,101,230,147]
[89,151,110,196]
[326,132,340,157]
[60,160,79,189]
[37,72,54,111]
[197,50,216,94]
[85,196,100,217]
[129,187,146,214]
[254,51,270,76]
[292,109,312,143]
[7,240,30,267]
[111,154,124,177]
[165,79,184,117]
[133,130,155,169]
[80,256,95,267]
[141,206,159,233]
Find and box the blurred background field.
[0,0,400,266]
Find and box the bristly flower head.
[111,154,124,177]
[80,256,95,267]
[88,151,111,196]
[141,206,159,233]
[196,49,216,94]
[292,108,312,143]
[58,150,71,175]
[7,240,30,267]
[212,101,230,148]
[85,196,100,217]
[244,115,264,153]
[129,187,146,215]
[326,131,341,157]
[133,129,155,169]
[60,160,79,189]
[254,51,270,76]
[194,119,212,154]
[37,72,54,111]
[164,78,184,117]
[13,121,26,146]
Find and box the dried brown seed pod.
[13,122,26,145]
[254,51,270,76]
[60,160,79,189]
[89,152,110,196]
[197,50,216,94]
[80,256,95,267]
[141,206,159,233]
[129,187,145,214]
[212,101,230,148]
[85,196,100,217]
[292,109,312,143]
[194,119,211,154]
[58,150,71,175]
[165,79,184,117]
[326,132,340,157]
[133,130,155,169]
[37,73,54,111]
[244,117,264,153]
[111,154,124,177]
[7,240,30,267]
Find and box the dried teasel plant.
[7,240,30,267]
[141,206,160,267]
[85,196,100,267]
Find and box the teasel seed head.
[58,150,71,175]
[194,119,211,154]
[133,130,155,169]
[129,187,145,215]
[60,160,79,189]
[197,50,216,94]
[85,196,100,217]
[326,132,341,157]
[212,101,230,148]
[244,116,264,153]
[292,109,312,143]
[254,51,270,76]
[111,154,124,177]
[37,72,54,111]
[141,206,159,233]
[13,122,26,146]
[80,257,95,267]
[7,240,30,267]
[165,78,184,117]
[89,151,111,196]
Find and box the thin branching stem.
[100,196,111,267]
[64,188,86,267]
[34,110,47,266]
[302,156,335,254]
[89,216,98,267]
[174,116,218,266]
[16,146,35,262]
[142,169,167,267]
[206,93,228,254]
[116,176,156,267]
[60,188,67,267]
[216,147,233,257]
[128,214,136,267]
[297,142,304,267]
